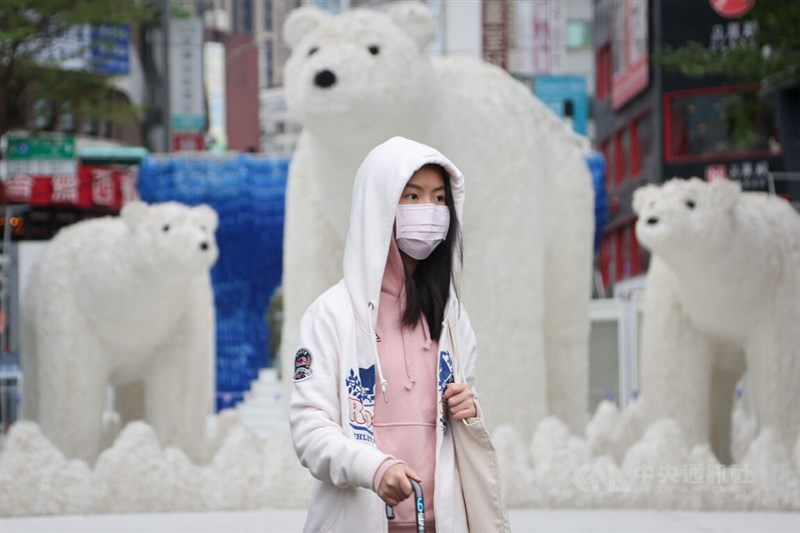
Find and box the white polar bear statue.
[633,178,800,463]
[280,1,594,437]
[21,201,219,464]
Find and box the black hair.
[401,164,462,340]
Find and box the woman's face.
[400,166,446,206]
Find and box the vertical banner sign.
[170,18,205,132]
[531,0,566,75]
[482,0,509,69]
[204,42,227,153]
[611,0,649,110]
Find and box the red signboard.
[1,165,136,210]
[482,0,509,70]
[172,132,205,152]
[611,0,649,110]
[709,0,756,19]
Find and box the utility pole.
[162,0,171,152]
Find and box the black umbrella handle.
[385,478,425,532]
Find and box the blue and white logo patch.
[293,348,313,382]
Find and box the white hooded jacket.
[289,137,487,532]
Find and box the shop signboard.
[534,75,589,135]
[2,164,134,210]
[611,0,649,110]
[172,132,206,152]
[2,134,77,179]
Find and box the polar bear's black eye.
[308,46,319,57]
[368,45,380,56]
[685,200,696,210]
[162,224,170,232]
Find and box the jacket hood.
[343,136,465,333]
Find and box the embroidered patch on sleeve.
[293,348,313,382]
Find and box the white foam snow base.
[2,401,799,517]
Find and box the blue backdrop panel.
[585,152,608,253]
[137,155,288,410]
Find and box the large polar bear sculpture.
[633,178,800,463]
[21,201,219,464]
[280,1,594,437]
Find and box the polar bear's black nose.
[200,242,209,251]
[646,216,659,225]
[314,69,337,88]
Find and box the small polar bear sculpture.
[633,178,800,464]
[280,1,594,438]
[21,201,219,464]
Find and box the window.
[630,112,652,178]
[263,0,273,31]
[596,45,610,102]
[614,129,628,186]
[665,87,780,161]
[567,20,593,49]
[235,0,254,33]
[599,233,615,288]
[263,41,273,88]
[601,137,615,190]
[602,222,644,284]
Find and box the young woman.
[290,137,492,532]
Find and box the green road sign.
[6,135,76,160]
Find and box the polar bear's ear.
[194,204,219,231]
[284,6,331,50]
[388,1,436,49]
[121,201,148,229]
[632,184,659,215]
[709,178,741,213]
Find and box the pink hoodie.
[372,237,439,532]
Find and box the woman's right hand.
[377,463,422,507]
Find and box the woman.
[290,136,493,532]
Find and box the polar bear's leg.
[542,237,592,436]
[709,361,744,464]
[640,258,715,447]
[279,141,344,399]
[464,226,549,442]
[36,327,108,463]
[144,286,215,463]
[20,303,38,421]
[746,297,800,454]
[542,140,594,436]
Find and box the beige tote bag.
[447,322,511,532]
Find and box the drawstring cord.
[368,301,389,403]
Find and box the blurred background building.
[592,0,798,292]
[2,0,799,426]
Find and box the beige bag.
[447,322,511,533]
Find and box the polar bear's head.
[121,201,219,278]
[633,177,741,258]
[283,1,436,135]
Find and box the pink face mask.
[394,204,450,260]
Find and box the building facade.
[593,0,794,291]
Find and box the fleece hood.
[343,136,466,336]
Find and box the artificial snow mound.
[2,404,798,516]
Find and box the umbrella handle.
[385,479,425,533]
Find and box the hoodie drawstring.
[368,301,389,403]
